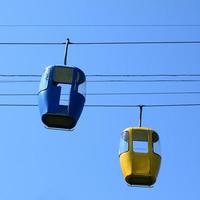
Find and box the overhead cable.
[0,103,200,108]
[1,24,200,27]
[86,74,200,77]
[0,80,39,83]
[0,79,200,83]
[1,74,200,77]
[1,40,200,46]
[0,74,41,77]
[0,91,200,96]
[85,103,200,108]
[88,79,200,83]
[0,42,64,45]
[71,91,200,96]
[69,41,200,45]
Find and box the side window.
[78,81,86,96]
[119,131,129,155]
[39,67,50,92]
[153,132,161,155]
[76,71,86,96]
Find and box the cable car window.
[152,132,161,155]
[58,84,71,106]
[78,81,86,96]
[75,71,86,96]
[119,131,129,155]
[133,141,148,153]
[39,67,50,92]
[53,67,73,84]
[133,130,148,153]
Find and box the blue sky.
[0,0,200,199]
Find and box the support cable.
[1,40,200,46]
[139,105,143,127]
[0,74,200,78]
[1,91,200,96]
[1,24,200,27]
[1,79,200,83]
[0,103,200,107]
[64,38,70,65]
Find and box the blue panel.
[38,65,86,130]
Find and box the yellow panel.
[119,127,161,186]
[53,67,73,84]
[150,153,161,178]
[132,153,150,175]
[119,151,161,186]
[119,152,132,178]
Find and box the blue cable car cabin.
[38,65,86,129]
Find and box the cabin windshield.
[133,130,148,153]
[53,67,73,84]
[39,67,50,92]
[52,67,74,106]
[119,131,129,155]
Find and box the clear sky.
[0,0,200,199]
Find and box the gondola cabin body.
[119,127,161,186]
[38,65,86,130]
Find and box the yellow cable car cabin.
[119,127,161,186]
